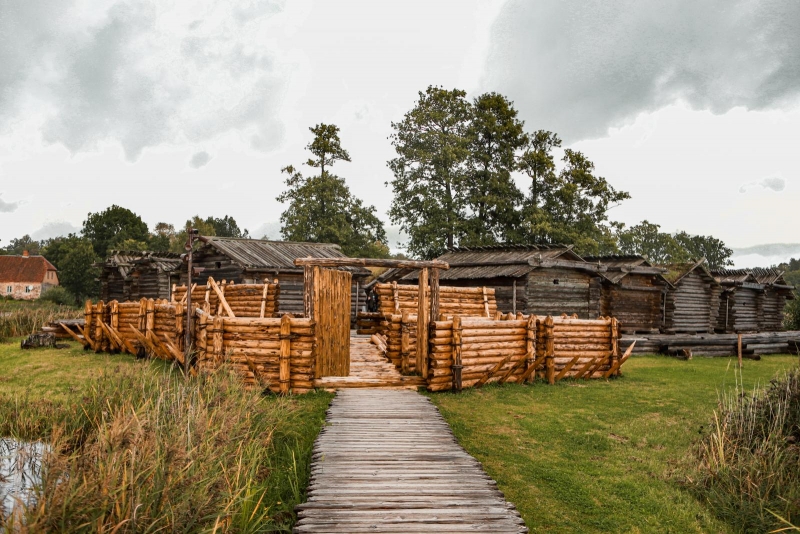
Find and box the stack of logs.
[172,279,279,318]
[194,313,316,393]
[378,313,629,392]
[620,331,800,357]
[357,283,498,335]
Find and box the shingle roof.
[712,267,792,288]
[102,251,182,278]
[198,237,371,275]
[660,259,717,286]
[0,255,57,283]
[401,245,587,281]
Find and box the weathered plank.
[294,389,528,533]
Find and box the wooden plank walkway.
[294,389,528,533]
[313,335,425,390]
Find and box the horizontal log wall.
[665,272,720,333]
[600,274,665,333]
[620,330,800,356]
[173,280,279,318]
[194,314,316,393]
[526,269,601,319]
[372,282,498,318]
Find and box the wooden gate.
[306,266,351,377]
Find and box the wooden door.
[311,267,352,377]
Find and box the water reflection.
[0,438,47,520]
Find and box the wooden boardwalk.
[313,335,425,390]
[294,389,528,533]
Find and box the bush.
[39,286,76,306]
[0,364,331,532]
[785,293,800,330]
[691,367,800,532]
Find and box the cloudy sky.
[1,0,799,266]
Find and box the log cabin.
[388,245,606,318]
[98,251,182,302]
[583,255,670,334]
[713,268,794,333]
[178,237,370,321]
[661,259,721,333]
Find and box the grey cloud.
[483,0,800,142]
[0,195,19,213]
[31,221,80,240]
[189,151,212,168]
[739,175,786,193]
[0,0,289,160]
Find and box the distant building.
[98,251,183,302]
[179,237,371,320]
[661,260,721,334]
[712,268,795,332]
[0,251,59,300]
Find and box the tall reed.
[692,367,800,533]
[0,363,331,532]
[0,300,81,341]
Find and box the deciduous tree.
[82,205,149,257]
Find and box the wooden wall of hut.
[717,288,761,333]
[129,267,172,301]
[599,274,664,333]
[100,270,128,303]
[178,254,364,321]
[761,288,790,332]
[421,277,524,314]
[663,272,720,333]
[525,268,601,319]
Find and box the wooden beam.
[208,277,235,318]
[417,268,430,379]
[294,257,449,270]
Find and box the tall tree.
[462,92,526,246]
[388,86,472,259]
[41,234,99,300]
[522,148,630,254]
[1,235,41,256]
[206,215,249,238]
[150,223,176,252]
[518,130,561,209]
[305,123,351,177]
[617,220,690,264]
[673,231,734,269]
[278,125,387,258]
[82,205,149,257]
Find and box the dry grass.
[0,298,81,341]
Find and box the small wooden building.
[99,251,182,302]
[713,268,795,333]
[661,259,721,334]
[181,237,371,320]
[393,245,605,318]
[584,255,670,334]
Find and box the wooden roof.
[583,255,669,285]
[197,237,371,276]
[0,255,57,283]
[712,267,793,289]
[660,259,719,287]
[101,251,182,278]
[402,245,595,281]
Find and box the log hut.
[98,251,182,302]
[713,268,795,333]
[179,237,370,321]
[661,259,721,333]
[392,245,605,318]
[584,255,670,334]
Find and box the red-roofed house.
[0,251,59,300]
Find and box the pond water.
[0,438,47,520]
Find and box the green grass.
[0,340,333,532]
[429,354,800,534]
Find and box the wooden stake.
[737,333,743,368]
[209,277,235,318]
[452,315,463,391]
[417,268,430,379]
[279,313,291,394]
[260,282,269,318]
[401,310,411,375]
[545,316,555,385]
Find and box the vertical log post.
[392,281,400,314]
[197,312,208,363]
[94,301,104,353]
[280,313,291,394]
[83,300,93,350]
[610,318,620,377]
[401,311,411,374]
[175,303,184,353]
[526,315,536,383]
[737,333,743,368]
[545,316,555,385]
[145,299,155,356]
[212,316,224,367]
[512,280,517,315]
[452,315,463,392]
[417,268,430,379]
[303,265,313,318]
[260,281,270,318]
[430,268,440,323]
[483,287,490,317]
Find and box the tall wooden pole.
[417,268,430,379]
[184,227,196,376]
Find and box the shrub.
[39,286,76,306]
[691,367,800,532]
[785,293,800,330]
[0,364,331,532]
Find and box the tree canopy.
[617,221,734,267]
[278,124,388,258]
[82,205,149,256]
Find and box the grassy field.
[0,339,332,532]
[429,354,799,534]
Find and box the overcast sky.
[1,0,799,266]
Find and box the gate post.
[452,315,462,392]
[280,314,291,394]
[401,311,410,374]
[417,268,430,379]
[545,316,555,385]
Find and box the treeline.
[0,208,251,303]
[278,85,734,266]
